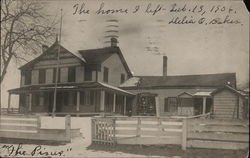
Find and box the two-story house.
[8,38,135,114]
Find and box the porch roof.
[193,91,212,97]
[8,82,134,96]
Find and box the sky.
[1,0,249,108]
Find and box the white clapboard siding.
[75,66,84,82]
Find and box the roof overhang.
[9,82,135,96]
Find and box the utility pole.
[52,9,63,117]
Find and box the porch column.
[76,91,80,112]
[202,97,206,115]
[155,96,160,117]
[100,90,105,112]
[28,93,32,112]
[123,96,127,115]
[113,93,116,113]
[7,93,12,112]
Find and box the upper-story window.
[39,69,46,84]
[23,70,31,85]
[53,68,61,83]
[84,68,92,81]
[103,67,109,83]
[120,73,125,84]
[68,67,76,82]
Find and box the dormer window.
[103,67,109,83]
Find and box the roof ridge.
[134,72,236,78]
[79,46,118,52]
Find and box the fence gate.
[91,117,116,145]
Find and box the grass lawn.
[87,144,249,158]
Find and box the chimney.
[42,44,49,53]
[163,56,168,76]
[111,38,118,47]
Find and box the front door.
[194,98,203,115]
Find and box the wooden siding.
[76,66,84,82]
[126,88,215,117]
[213,89,238,119]
[98,53,128,86]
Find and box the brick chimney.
[42,44,49,53]
[163,56,168,76]
[111,38,118,47]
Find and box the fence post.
[113,118,116,145]
[65,115,71,142]
[37,114,41,133]
[157,118,163,138]
[91,118,94,143]
[182,118,187,150]
[136,117,141,137]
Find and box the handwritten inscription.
[72,2,242,25]
[0,143,72,157]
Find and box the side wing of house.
[97,53,130,87]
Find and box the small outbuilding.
[211,85,248,120]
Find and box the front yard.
[0,116,248,158]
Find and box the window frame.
[103,67,109,83]
[84,68,92,81]
[24,70,31,85]
[39,69,46,84]
[164,97,178,112]
[53,68,61,83]
[68,66,76,82]
[120,73,125,84]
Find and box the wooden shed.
[211,86,248,120]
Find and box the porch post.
[113,93,116,113]
[76,91,80,112]
[123,96,127,115]
[28,93,32,112]
[100,90,105,112]
[155,96,160,117]
[7,93,12,112]
[202,97,206,115]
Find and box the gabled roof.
[19,41,86,70]
[120,73,236,89]
[79,46,132,77]
[211,85,247,98]
[79,47,115,64]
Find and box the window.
[120,73,125,84]
[85,90,95,105]
[68,67,76,82]
[39,69,46,84]
[23,70,31,85]
[80,91,85,105]
[164,97,178,112]
[32,93,40,106]
[53,68,61,83]
[84,68,92,81]
[103,67,109,83]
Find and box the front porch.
[7,82,134,116]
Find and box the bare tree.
[0,0,58,84]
